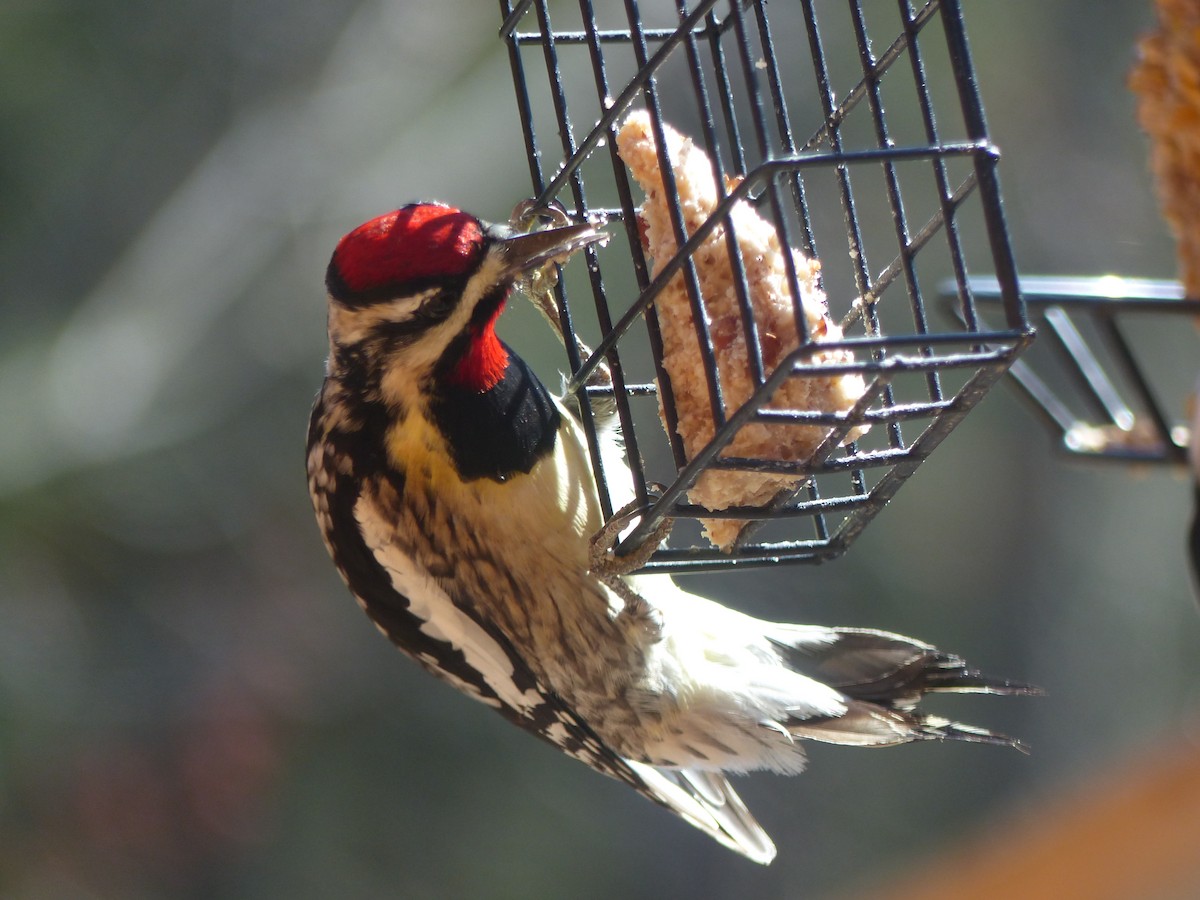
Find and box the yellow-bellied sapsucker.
[306,202,1034,864]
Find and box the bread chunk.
[616,111,866,549]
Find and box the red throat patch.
[332,203,485,295]
[449,298,510,392]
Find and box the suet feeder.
[499,0,1030,571]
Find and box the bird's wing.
[322,479,775,862]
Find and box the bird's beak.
[496,219,608,276]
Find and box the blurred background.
[2,1,1198,897]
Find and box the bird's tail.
[625,762,777,864]
[768,625,1039,752]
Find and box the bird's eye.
[415,291,459,323]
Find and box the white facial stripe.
[327,247,514,409]
[325,288,441,347]
[378,250,513,407]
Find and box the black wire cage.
[498,0,1030,572]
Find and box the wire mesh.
[499,0,1030,572]
[950,275,1195,465]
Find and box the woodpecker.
[307,202,1035,864]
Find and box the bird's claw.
[589,486,673,580]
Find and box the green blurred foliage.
[2,1,1198,898]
